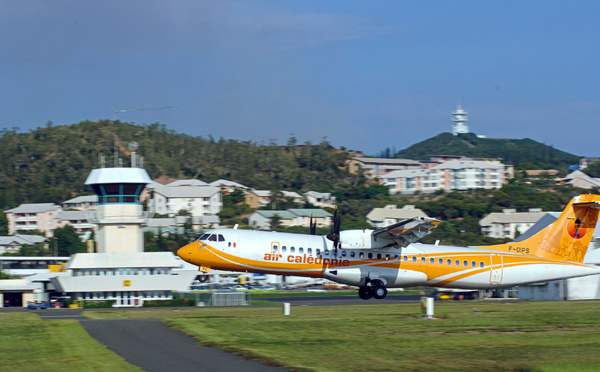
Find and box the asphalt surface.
[80,319,286,372]
[3,295,425,371]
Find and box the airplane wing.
[372,217,441,248]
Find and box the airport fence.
[174,291,251,307]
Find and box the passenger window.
[471,261,476,267]
[351,251,356,258]
[299,247,304,254]
[325,250,329,256]
[447,259,452,265]
[421,257,425,263]
[438,258,443,265]
[394,255,399,260]
[316,249,321,255]
[273,245,278,253]
[368,253,373,259]
[403,256,408,262]
[430,258,435,264]
[463,260,468,267]
[218,235,225,242]
[308,248,312,255]
[455,260,460,266]
[386,254,391,260]
[290,247,295,253]
[342,251,347,257]
[282,246,287,253]
[480,262,484,268]
[377,253,382,260]
[412,256,417,263]
[359,252,364,259]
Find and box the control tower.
[85,163,151,253]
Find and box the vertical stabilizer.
[479,194,600,263]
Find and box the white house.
[209,179,250,193]
[151,185,222,217]
[62,195,98,211]
[0,235,48,255]
[4,203,63,237]
[305,191,336,208]
[248,209,332,230]
[366,205,429,228]
[479,208,546,240]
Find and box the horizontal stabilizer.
[373,217,441,248]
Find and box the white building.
[151,184,222,217]
[366,205,429,228]
[305,191,336,209]
[248,209,332,230]
[479,208,546,240]
[346,157,422,178]
[452,104,469,135]
[50,252,196,307]
[380,159,506,194]
[209,179,250,193]
[62,195,98,211]
[4,203,63,237]
[0,235,48,255]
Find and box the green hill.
[394,132,579,170]
[0,120,357,210]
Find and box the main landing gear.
[358,280,387,300]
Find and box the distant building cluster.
[347,155,514,195]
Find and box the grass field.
[0,312,138,371]
[84,301,600,372]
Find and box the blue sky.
[1,1,599,157]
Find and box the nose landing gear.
[358,279,388,300]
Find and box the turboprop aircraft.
[177,194,600,300]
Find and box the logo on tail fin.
[567,219,588,240]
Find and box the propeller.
[309,214,317,235]
[326,208,341,254]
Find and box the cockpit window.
[198,234,210,241]
[208,235,217,242]
[218,234,225,242]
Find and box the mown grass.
[0,312,139,372]
[84,301,600,372]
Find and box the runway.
[80,318,286,372]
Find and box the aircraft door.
[489,254,503,284]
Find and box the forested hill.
[394,132,579,169]
[0,120,358,210]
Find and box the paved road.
[81,319,286,372]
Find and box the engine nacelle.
[339,229,392,250]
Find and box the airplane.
[177,194,600,300]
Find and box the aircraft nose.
[177,243,195,262]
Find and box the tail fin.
[480,194,600,263]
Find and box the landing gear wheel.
[373,284,387,300]
[358,286,373,300]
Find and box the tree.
[52,225,86,256]
[586,161,600,178]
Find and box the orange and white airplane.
[177,194,600,300]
